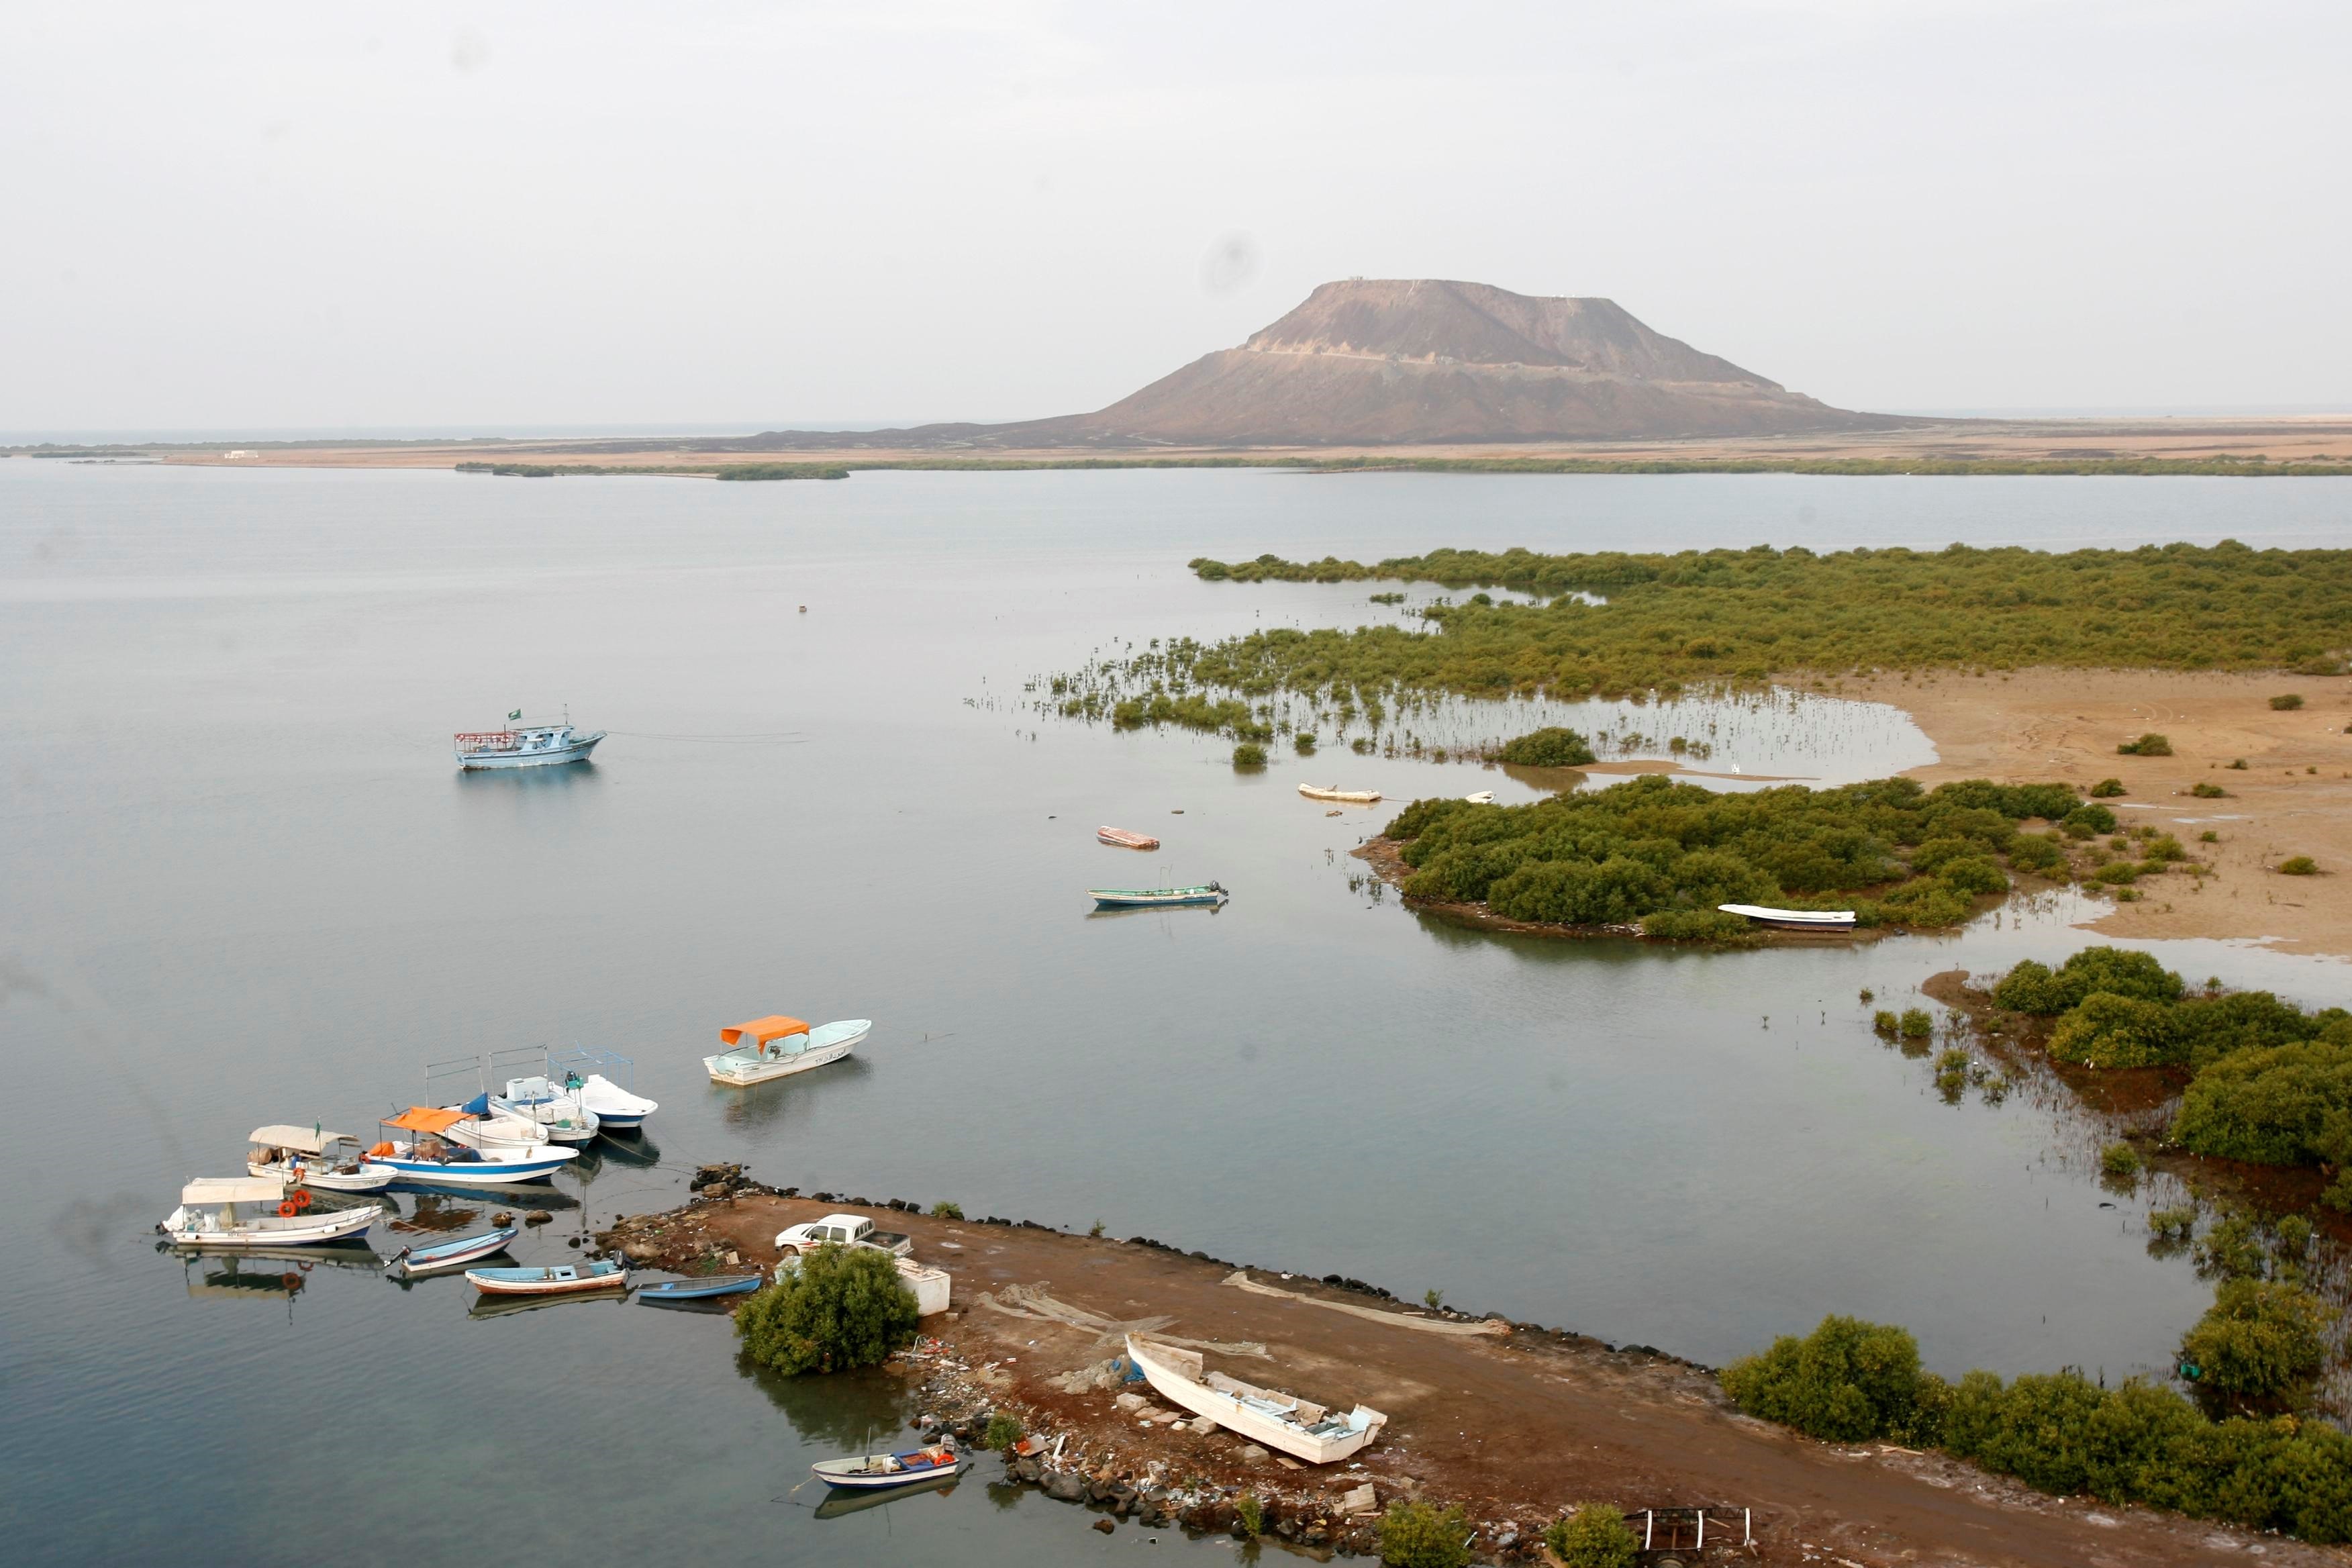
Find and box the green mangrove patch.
[1180,542,2352,698]
[1377,774,2102,938]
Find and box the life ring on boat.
[278,1201,299,1217]
[291,1189,313,1210]
[281,1272,301,1291]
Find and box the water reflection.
[738,1359,909,1451]
[714,1056,876,1133]
[812,1472,965,1519]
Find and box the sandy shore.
[609,1191,2329,1567]
[1848,668,2352,959]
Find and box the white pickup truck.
[773,1212,913,1257]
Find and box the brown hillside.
[728,279,1912,450]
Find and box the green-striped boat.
[1089,883,1228,910]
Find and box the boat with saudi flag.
[453,708,604,770]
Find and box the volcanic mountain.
[734,279,1905,450]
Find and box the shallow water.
[5,462,2349,1561]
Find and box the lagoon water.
[5,462,2350,1563]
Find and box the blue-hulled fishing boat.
[1088,882,1227,910]
[385,1226,519,1279]
[638,1273,765,1304]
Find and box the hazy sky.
[6,1,2347,432]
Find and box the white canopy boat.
[158,1177,380,1248]
[1298,783,1382,804]
[1716,903,1858,930]
[1125,1334,1386,1465]
[366,1107,577,1185]
[246,1125,396,1192]
[547,1045,658,1132]
[452,713,603,771]
[490,1077,601,1144]
[704,1015,870,1086]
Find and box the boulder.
[1014,1458,1043,1483]
[1240,1444,1269,1463]
[1091,1519,1115,1534]
[1042,1471,1087,1503]
[623,1241,660,1262]
[1114,1392,1145,1412]
[700,1183,730,1200]
[1189,1414,1219,1434]
[522,1210,552,1226]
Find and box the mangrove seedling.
[1231,741,1267,769]
[931,1199,963,1220]
[1293,731,1318,755]
[2100,1141,2143,1178]
[982,1411,1025,1451]
[2147,1206,2196,1240]
[1234,1492,1265,1536]
[1423,1288,1445,1311]
[1376,1500,1472,1568]
[1899,1008,1933,1040]
[1872,1010,1898,1037]
[1545,1504,1639,1568]
[1088,1218,1106,1238]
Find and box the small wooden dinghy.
[812,1445,968,1491]
[1089,883,1227,909]
[638,1273,765,1304]
[1716,903,1857,930]
[463,1259,628,1296]
[1298,783,1381,804]
[385,1226,519,1279]
[1126,1334,1385,1464]
[1097,826,1161,850]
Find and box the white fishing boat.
[1125,1334,1386,1465]
[812,1444,968,1491]
[452,712,604,771]
[490,1077,601,1144]
[246,1125,396,1192]
[158,1177,380,1249]
[1716,903,1858,930]
[1298,783,1381,804]
[441,1097,555,1151]
[366,1107,578,1185]
[703,1015,870,1086]
[548,1046,658,1132]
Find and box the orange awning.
[384,1106,470,1135]
[720,1015,810,1046]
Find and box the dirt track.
[643,1193,2333,1567]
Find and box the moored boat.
[638,1273,765,1304]
[548,1046,658,1132]
[1125,1334,1385,1465]
[811,1444,967,1491]
[1462,790,1496,804]
[1298,783,1381,803]
[1715,903,1857,930]
[1097,826,1161,850]
[246,1124,395,1192]
[452,713,604,771]
[385,1226,520,1279]
[442,1096,554,1150]
[366,1107,578,1186]
[703,1016,871,1086]
[158,1177,380,1249]
[464,1259,628,1296]
[1089,883,1226,909]
[491,1077,601,1144]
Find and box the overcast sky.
[6,1,2347,433]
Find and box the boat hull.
[639,1273,765,1303]
[161,1202,379,1249]
[386,1226,520,1277]
[1715,902,1857,930]
[247,1159,397,1193]
[1126,1335,1384,1465]
[1089,889,1226,909]
[812,1451,967,1490]
[373,1145,576,1185]
[456,734,604,770]
[464,1263,628,1296]
[1298,785,1381,803]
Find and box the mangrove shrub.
[1545,1505,1638,1568]
[1493,726,1596,767]
[734,1244,920,1375]
[2179,1279,2334,1414]
[1375,1500,1471,1568]
[1718,1315,1939,1444]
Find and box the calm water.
[5,462,2350,1563]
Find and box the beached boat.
[464,1259,629,1297]
[1298,784,1381,804]
[366,1107,578,1185]
[1462,791,1496,804]
[811,1445,969,1491]
[1097,826,1161,850]
[638,1273,765,1304]
[452,714,604,771]
[385,1226,520,1279]
[703,1016,870,1086]
[158,1177,381,1249]
[491,1077,601,1144]
[1125,1334,1386,1465]
[1716,903,1858,930]
[546,1046,658,1132]
[246,1125,396,1192]
[1089,883,1227,909]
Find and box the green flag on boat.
[509,709,522,720]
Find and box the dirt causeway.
[651,1193,2327,1566]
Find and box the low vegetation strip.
[1722,1315,2352,1542]
[456,460,848,480]
[1382,775,2104,938]
[1312,455,2352,477]
[1183,542,2352,696]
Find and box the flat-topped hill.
[730,279,1912,450]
